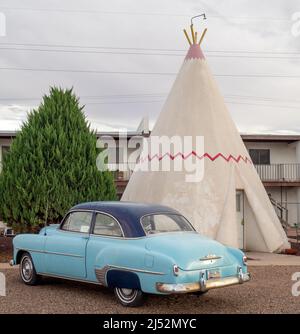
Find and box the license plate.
[207,269,221,279]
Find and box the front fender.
[13,234,46,272]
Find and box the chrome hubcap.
[121,288,134,296]
[116,287,138,303]
[21,257,33,281]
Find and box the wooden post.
[190,24,195,44]
[198,28,207,45]
[183,29,192,45]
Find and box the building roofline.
[0,131,17,138]
[240,134,300,143]
[1,131,300,142]
[0,130,148,139]
[97,131,149,138]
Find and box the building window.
[236,193,241,212]
[0,146,10,171]
[2,146,10,160]
[249,149,270,165]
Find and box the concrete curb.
[0,263,18,269]
[246,251,300,266]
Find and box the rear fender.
[106,270,141,289]
[226,247,247,271]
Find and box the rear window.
[141,214,194,235]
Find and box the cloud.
[0,0,299,133]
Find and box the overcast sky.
[0,0,300,133]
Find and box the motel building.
[1,129,300,231]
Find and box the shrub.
[0,87,116,231]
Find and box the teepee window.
[236,194,241,212]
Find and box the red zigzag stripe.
[139,152,252,164]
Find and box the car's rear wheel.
[114,287,146,307]
[20,252,39,285]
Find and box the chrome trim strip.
[91,231,197,240]
[15,247,43,254]
[95,266,109,286]
[156,272,251,294]
[95,264,165,276]
[45,250,84,258]
[57,229,90,236]
[199,255,222,261]
[15,248,84,258]
[38,272,101,285]
[90,234,127,240]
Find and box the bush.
[0,87,116,232]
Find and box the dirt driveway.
[0,266,299,314]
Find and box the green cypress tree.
[0,87,117,232]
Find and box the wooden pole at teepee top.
[190,24,195,44]
[183,29,192,45]
[198,28,207,45]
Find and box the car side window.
[93,213,123,237]
[61,211,93,233]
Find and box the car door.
[44,210,94,279]
[86,212,124,281]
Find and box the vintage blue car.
[11,202,250,306]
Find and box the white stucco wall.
[295,141,300,210]
[265,186,299,226]
[244,141,297,164]
[244,195,269,251]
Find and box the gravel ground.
[0,237,13,263]
[0,266,299,314]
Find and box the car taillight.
[173,264,179,276]
[243,256,247,265]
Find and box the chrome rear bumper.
[156,268,250,294]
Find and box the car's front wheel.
[114,287,146,307]
[20,252,40,285]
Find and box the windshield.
[141,214,194,235]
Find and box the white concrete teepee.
[122,26,290,252]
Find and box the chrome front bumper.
[156,267,250,294]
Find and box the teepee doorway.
[236,190,245,250]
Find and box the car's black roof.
[71,201,180,238]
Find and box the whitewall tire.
[20,252,39,285]
[114,287,145,307]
